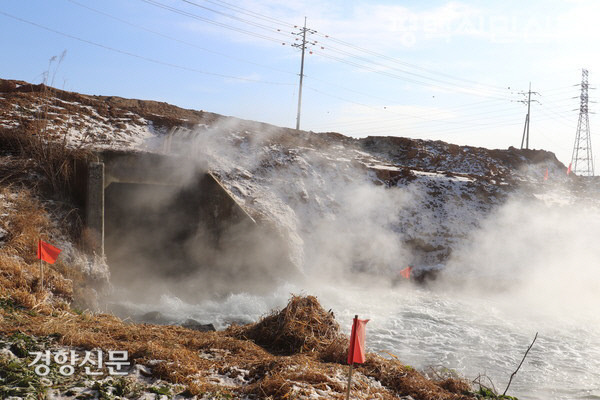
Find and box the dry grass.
[0,288,478,399]
[359,355,474,400]
[1,187,51,261]
[227,295,347,362]
[240,355,359,399]
[0,310,272,396]
[0,157,38,193]
[439,378,473,394]
[0,125,88,196]
[0,187,74,311]
[1,81,91,197]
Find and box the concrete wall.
[77,149,298,300]
[85,162,105,256]
[82,150,255,257]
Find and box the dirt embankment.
[0,78,215,130]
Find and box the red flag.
[399,266,412,279]
[544,168,549,181]
[37,239,61,264]
[567,163,572,175]
[347,316,369,364]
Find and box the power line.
[301,83,567,145]
[0,10,294,85]
[341,112,522,139]
[138,0,287,45]
[369,109,577,140]
[124,0,600,134]
[384,120,522,139]
[65,0,296,77]
[308,48,513,101]
[312,102,521,132]
[76,0,517,109]
[308,91,520,128]
[540,100,578,120]
[541,96,579,106]
[142,0,515,127]
[313,32,510,94]
[304,85,521,130]
[542,84,579,93]
[63,0,528,127]
[306,73,513,118]
[199,0,509,98]
[309,44,510,98]
[538,103,575,124]
[537,106,573,128]
[137,0,519,104]
[198,0,294,29]
[10,0,589,149]
[64,0,527,129]
[187,0,514,98]
[177,0,291,37]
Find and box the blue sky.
[1,0,599,165]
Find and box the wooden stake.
[346,314,359,400]
[346,363,354,400]
[38,237,44,292]
[39,258,43,292]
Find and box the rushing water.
[111,279,600,400]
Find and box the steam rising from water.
[431,194,600,399]
[442,195,600,321]
[104,121,600,399]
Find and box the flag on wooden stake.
[544,168,549,181]
[347,316,369,364]
[567,163,572,175]
[37,239,61,264]
[346,315,369,400]
[399,266,412,280]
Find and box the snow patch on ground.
[206,366,251,387]
[0,95,159,151]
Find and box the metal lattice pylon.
[570,69,594,176]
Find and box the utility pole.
[570,68,594,176]
[292,17,316,130]
[518,82,539,149]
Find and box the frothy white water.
[111,280,600,400]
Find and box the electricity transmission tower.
[518,82,540,149]
[292,17,316,130]
[570,69,594,176]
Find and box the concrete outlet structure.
[71,149,298,300]
[85,162,105,256]
[82,150,255,258]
